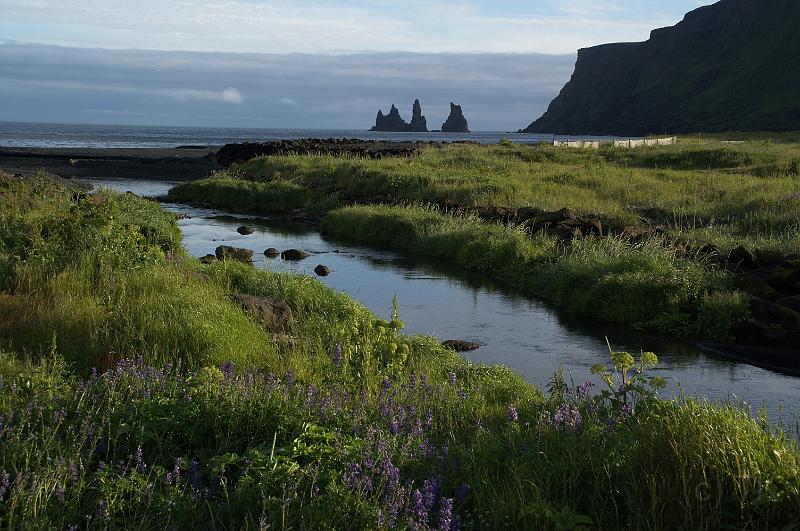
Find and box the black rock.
[215,245,253,264]
[441,102,470,133]
[264,248,280,258]
[237,225,255,235]
[371,100,429,132]
[314,264,331,276]
[281,249,310,261]
[442,339,481,352]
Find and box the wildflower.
[219,361,234,379]
[551,403,582,431]
[507,405,519,422]
[332,344,343,367]
[69,461,78,484]
[95,500,109,520]
[135,446,146,473]
[285,371,295,387]
[0,469,9,500]
[455,483,471,502]
[576,381,594,400]
[447,372,456,386]
[438,497,454,531]
[457,388,466,401]
[55,484,65,504]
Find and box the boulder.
[442,339,481,352]
[582,219,603,237]
[215,245,253,264]
[536,208,576,225]
[727,245,759,269]
[516,207,544,221]
[232,294,293,333]
[237,225,255,235]
[314,264,331,276]
[755,249,785,266]
[199,254,217,264]
[749,297,800,332]
[264,248,280,258]
[548,225,583,241]
[281,249,310,261]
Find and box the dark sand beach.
[0,146,221,181]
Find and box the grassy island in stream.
[2,172,800,527]
[167,139,800,342]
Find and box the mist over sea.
[0,121,630,149]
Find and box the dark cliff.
[524,0,800,136]
[441,102,470,133]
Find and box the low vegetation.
[2,173,799,528]
[168,139,800,340]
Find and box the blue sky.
[0,1,715,129]
[1,0,713,54]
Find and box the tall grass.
[321,204,744,337]
[1,173,799,528]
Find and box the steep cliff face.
[441,103,470,133]
[524,0,800,135]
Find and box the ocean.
[0,121,628,149]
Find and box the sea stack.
[370,100,429,132]
[441,102,469,133]
[408,99,428,132]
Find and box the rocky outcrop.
[524,0,800,135]
[370,100,429,132]
[441,103,469,133]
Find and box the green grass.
[170,139,800,253]
[2,172,800,528]
[321,204,744,338]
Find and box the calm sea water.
[0,121,628,149]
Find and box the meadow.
[168,139,800,341]
[2,172,800,528]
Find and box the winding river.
[91,178,800,424]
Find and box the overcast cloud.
[0,42,575,130]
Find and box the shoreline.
[0,146,222,181]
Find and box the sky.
[0,0,715,130]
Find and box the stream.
[91,178,800,424]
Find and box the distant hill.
[523,0,800,136]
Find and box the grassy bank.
[320,205,746,339]
[2,173,800,528]
[165,139,800,340]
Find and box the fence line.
[555,137,677,149]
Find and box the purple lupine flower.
[55,484,65,504]
[285,371,295,387]
[551,403,582,431]
[455,483,471,502]
[306,384,317,406]
[95,500,109,520]
[507,405,519,422]
[411,489,429,526]
[576,381,594,400]
[332,344,343,367]
[0,470,9,500]
[69,462,78,484]
[135,446,146,473]
[438,497,454,531]
[619,403,633,422]
[219,362,235,379]
[409,373,418,389]
[447,372,456,386]
[457,388,466,401]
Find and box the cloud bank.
[0,42,575,130]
